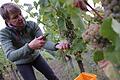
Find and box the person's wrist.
[28,43,35,50]
[27,43,34,52]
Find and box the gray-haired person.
[0,3,69,80]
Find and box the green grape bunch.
[82,24,109,49]
[101,0,120,22]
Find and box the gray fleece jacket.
[0,21,57,64]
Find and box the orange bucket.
[74,72,97,80]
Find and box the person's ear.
[5,19,10,23]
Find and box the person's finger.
[64,44,68,49]
[66,43,71,48]
[59,45,63,50]
[63,43,68,49]
[62,45,64,49]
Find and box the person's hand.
[55,41,70,50]
[28,36,46,49]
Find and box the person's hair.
[0,3,21,20]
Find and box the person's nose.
[18,15,24,21]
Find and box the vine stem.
[84,0,103,20]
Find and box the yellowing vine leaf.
[112,19,120,36]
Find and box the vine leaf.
[115,37,120,51]
[38,0,48,7]
[57,17,66,31]
[93,0,100,4]
[104,46,120,65]
[100,18,117,45]
[93,50,104,63]
[71,38,85,54]
[70,14,85,36]
[33,1,38,9]
[65,0,74,6]
[100,18,120,65]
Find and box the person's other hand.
[55,41,70,50]
[28,36,46,49]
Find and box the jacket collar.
[5,21,27,31]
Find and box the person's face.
[6,11,25,28]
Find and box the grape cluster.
[82,24,100,42]
[101,0,120,22]
[82,24,109,49]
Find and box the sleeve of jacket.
[31,21,57,51]
[0,30,34,62]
